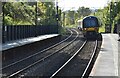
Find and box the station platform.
[90,34,118,77]
[1,34,59,51]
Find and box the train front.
[82,16,101,38]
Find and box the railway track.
[2,29,72,70]
[2,28,80,78]
[82,40,98,78]
[50,40,98,78]
[50,40,87,78]
[3,28,101,78]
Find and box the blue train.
[78,16,102,38]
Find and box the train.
[77,16,102,38]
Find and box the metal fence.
[2,25,58,43]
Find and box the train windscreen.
[83,19,98,27]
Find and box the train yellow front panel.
[86,28,95,31]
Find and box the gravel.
[3,28,102,77]
[2,29,71,76]
[2,29,81,77]
[19,29,85,77]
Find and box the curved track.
[3,28,100,78]
[1,29,72,71]
[3,28,80,78]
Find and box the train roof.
[83,16,98,20]
[82,16,102,27]
[77,20,82,22]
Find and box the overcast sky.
[58,0,112,11]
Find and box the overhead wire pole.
[2,2,4,27]
[2,2,5,43]
[110,2,113,33]
[35,0,37,37]
[0,2,2,77]
[63,12,65,27]
[35,1,37,26]
[113,1,118,33]
[58,0,65,27]
[56,0,59,34]
[92,7,96,16]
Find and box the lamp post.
[113,1,117,33]
[2,2,6,43]
[49,5,51,25]
[56,0,59,34]
[56,1,58,27]
[110,1,118,33]
[35,0,37,36]
[109,2,113,33]
[2,2,5,27]
[114,2,117,22]
[63,12,65,27]
[35,0,37,26]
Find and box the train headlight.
[84,28,86,30]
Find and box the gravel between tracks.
[3,28,72,66]
[2,29,72,76]
[22,34,102,77]
[3,28,102,77]
[56,41,96,76]
[17,29,85,77]
[2,29,82,77]
[56,34,102,77]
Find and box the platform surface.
[1,34,59,51]
[90,34,118,77]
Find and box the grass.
[66,24,77,28]
[59,27,67,35]
[62,24,106,34]
[68,24,106,33]
[59,24,77,35]
[99,26,105,33]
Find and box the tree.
[62,7,91,26]
[37,2,57,25]
[3,2,59,26]
[4,2,36,25]
[77,7,91,18]
[64,10,75,25]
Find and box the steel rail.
[7,29,79,78]
[1,29,73,71]
[50,40,87,78]
[81,40,98,78]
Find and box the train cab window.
[83,19,98,28]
